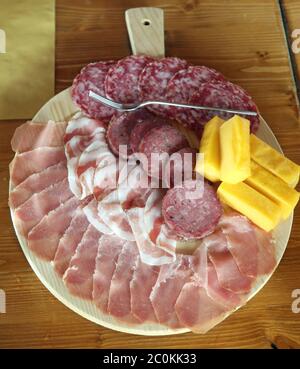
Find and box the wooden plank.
[0,0,300,348]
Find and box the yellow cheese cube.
[217,181,281,232]
[245,161,300,219]
[196,116,224,182]
[250,134,300,188]
[220,115,251,184]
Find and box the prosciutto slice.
[130,259,160,323]
[108,241,139,323]
[11,121,66,153]
[9,162,67,209]
[150,255,193,327]
[10,147,66,186]
[63,224,102,299]
[93,234,126,313]
[27,196,81,260]
[53,208,90,276]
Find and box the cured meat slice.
[53,208,90,276]
[162,147,197,188]
[108,241,139,322]
[82,198,113,235]
[106,109,153,156]
[27,196,81,261]
[206,230,253,293]
[189,81,259,132]
[93,156,119,200]
[130,116,167,153]
[127,207,175,266]
[63,225,102,299]
[11,121,67,153]
[165,66,225,125]
[253,226,277,275]
[64,112,106,144]
[71,61,116,122]
[98,189,135,241]
[10,147,66,186]
[93,234,126,312]
[139,125,188,178]
[9,162,67,209]
[175,281,228,333]
[219,212,259,278]
[14,178,73,236]
[139,57,188,115]
[162,179,222,239]
[105,55,153,104]
[150,255,193,327]
[130,258,160,323]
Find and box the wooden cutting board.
[8,7,294,336]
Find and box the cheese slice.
[196,116,224,182]
[250,134,300,188]
[217,181,281,232]
[220,115,251,184]
[245,161,300,219]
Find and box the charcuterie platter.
[9,8,299,335]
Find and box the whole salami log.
[162,179,222,239]
[105,55,153,104]
[138,124,188,178]
[71,61,116,123]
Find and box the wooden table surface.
[0,0,300,348]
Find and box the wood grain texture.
[0,0,300,348]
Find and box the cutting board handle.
[125,7,165,57]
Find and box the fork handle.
[125,8,165,57]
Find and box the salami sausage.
[105,55,153,104]
[139,57,188,116]
[71,61,116,123]
[139,125,188,178]
[162,179,222,239]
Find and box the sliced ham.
[53,208,90,276]
[10,147,66,186]
[108,241,139,323]
[93,234,126,312]
[127,207,175,265]
[63,224,102,299]
[9,162,67,209]
[11,121,66,153]
[150,255,193,328]
[14,178,73,236]
[130,258,160,323]
[82,198,113,235]
[27,196,81,260]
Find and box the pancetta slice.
[82,198,113,235]
[63,224,102,300]
[108,241,139,323]
[10,147,66,186]
[150,255,193,327]
[9,162,67,209]
[14,178,73,236]
[11,121,67,153]
[53,208,90,276]
[93,234,126,313]
[27,196,81,260]
[127,207,175,265]
[130,258,160,323]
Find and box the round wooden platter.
[10,87,293,336]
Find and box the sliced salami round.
[139,57,188,116]
[106,109,153,157]
[71,61,116,123]
[130,116,169,153]
[188,80,259,133]
[105,55,153,104]
[139,124,188,178]
[162,179,222,239]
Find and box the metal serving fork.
[89,90,258,117]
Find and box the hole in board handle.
[142,19,151,26]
